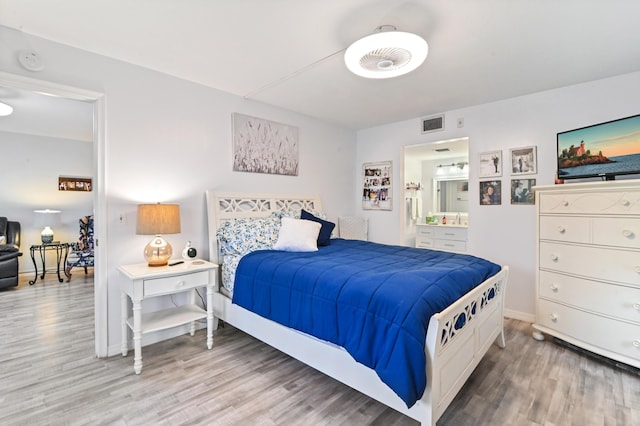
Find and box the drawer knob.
[622,200,631,207]
[633,302,640,310]
[635,266,640,274]
[177,280,185,287]
[562,200,569,207]
[550,284,559,292]
[550,254,559,262]
[622,229,634,238]
[633,340,640,348]
[556,226,566,234]
[550,314,558,322]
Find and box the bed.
[205,191,509,426]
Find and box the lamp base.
[41,226,54,244]
[144,235,172,267]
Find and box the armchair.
[65,215,94,282]
[0,217,22,289]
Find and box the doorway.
[0,71,107,356]
[401,137,469,246]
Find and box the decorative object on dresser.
[533,180,640,369]
[119,260,218,374]
[136,203,181,267]
[34,209,61,243]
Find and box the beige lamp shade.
[136,203,181,266]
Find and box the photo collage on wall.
[478,147,537,205]
[362,161,392,210]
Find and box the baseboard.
[504,308,535,323]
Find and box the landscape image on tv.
[557,114,640,180]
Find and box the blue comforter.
[232,239,501,407]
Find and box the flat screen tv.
[557,113,640,181]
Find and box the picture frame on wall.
[479,180,501,205]
[232,113,299,176]
[362,161,392,210]
[511,178,536,205]
[58,176,92,191]
[510,146,537,175]
[478,150,502,177]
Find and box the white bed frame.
[205,191,509,426]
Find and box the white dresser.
[533,180,640,369]
[416,224,468,253]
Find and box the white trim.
[504,308,535,324]
[0,71,108,358]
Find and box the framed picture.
[511,179,536,205]
[510,146,537,175]
[362,161,392,210]
[479,180,501,205]
[58,176,92,191]
[232,113,299,176]
[478,150,502,177]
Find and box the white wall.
[357,71,640,320]
[0,27,357,355]
[0,131,93,273]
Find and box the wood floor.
[1,273,638,426]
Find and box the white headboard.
[205,190,323,263]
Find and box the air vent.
[421,114,444,134]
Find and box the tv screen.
[557,114,640,180]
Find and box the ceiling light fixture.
[344,25,428,79]
[0,101,13,116]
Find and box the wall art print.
[362,161,392,210]
[478,150,502,177]
[232,113,299,176]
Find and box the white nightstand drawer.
[537,300,640,363]
[592,217,640,249]
[539,241,640,287]
[539,216,590,244]
[144,270,209,297]
[539,271,640,323]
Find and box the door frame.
[0,71,108,357]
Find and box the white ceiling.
[1,0,640,132]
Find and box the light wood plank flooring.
[1,273,638,425]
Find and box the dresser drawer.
[539,242,640,286]
[539,271,640,323]
[416,238,435,249]
[537,299,640,363]
[539,190,640,215]
[592,217,640,249]
[435,226,467,241]
[416,225,436,238]
[144,270,209,297]
[539,216,590,244]
[435,239,467,252]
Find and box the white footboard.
[210,266,508,426]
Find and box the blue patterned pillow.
[216,217,281,255]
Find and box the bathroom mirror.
[434,178,468,214]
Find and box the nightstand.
[118,259,218,374]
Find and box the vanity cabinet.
[533,180,640,369]
[416,224,468,253]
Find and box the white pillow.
[273,217,321,252]
[0,235,5,245]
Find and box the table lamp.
[136,203,181,267]
[34,209,62,243]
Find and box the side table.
[29,242,70,285]
[118,259,218,374]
